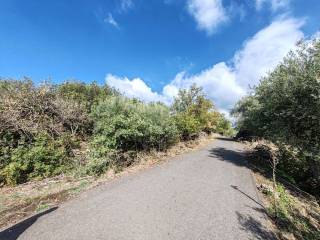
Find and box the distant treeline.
[232,39,320,197]
[0,80,232,185]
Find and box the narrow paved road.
[1,138,276,240]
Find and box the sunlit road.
[1,137,276,240]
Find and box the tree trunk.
[272,155,278,219]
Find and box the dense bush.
[0,79,233,183]
[0,133,76,184]
[0,79,99,184]
[89,96,178,165]
[0,79,92,138]
[86,97,180,175]
[214,113,234,136]
[57,81,117,112]
[172,84,233,139]
[174,112,202,139]
[232,39,320,196]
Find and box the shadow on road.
[236,211,277,240]
[0,207,58,240]
[214,137,235,142]
[209,147,247,167]
[230,185,265,208]
[209,142,277,239]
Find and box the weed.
[36,203,50,213]
[69,180,89,195]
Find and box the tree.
[232,39,320,196]
[172,84,233,138]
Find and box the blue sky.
[0,0,319,113]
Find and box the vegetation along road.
[1,137,276,240]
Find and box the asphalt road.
[1,137,276,240]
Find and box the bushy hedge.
[86,97,179,175]
[57,81,117,113]
[0,133,76,184]
[172,84,233,139]
[0,79,233,184]
[232,39,320,196]
[0,80,92,184]
[91,96,179,151]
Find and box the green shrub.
[172,84,233,138]
[86,149,137,176]
[174,113,201,140]
[232,39,320,196]
[0,79,232,184]
[87,96,179,175]
[215,114,234,136]
[0,79,94,185]
[91,96,178,152]
[0,79,93,138]
[56,81,116,109]
[0,133,75,185]
[85,155,111,176]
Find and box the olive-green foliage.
[215,114,234,136]
[172,84,207,113]
[56,81,118,136]
[57,81,117,112]
[88,96,179,175]
[172,84,233,139]
[0,133,75,185]
[0,79,92,138]
[174,112,202,140]
[91,96,178,151]
[172,85,211,139]
[0,79,103,185]
[0,79,233,183]
[232,39,320,196]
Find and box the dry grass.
[246,142,320,240]
[254,172,320,240]
[0,176,94,229]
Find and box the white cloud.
[234,17,304,88]
[106,74,171,103]
[166,63,245,111]
[104,13,119,28]
[187,0,228,35]
[165,17,304,111]
[255,0,291,11]
[120,0,134,12]
[312,31,320,40]
[105,17,305,114]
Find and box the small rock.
[257,184,273,195]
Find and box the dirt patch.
[0,176,94,229]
